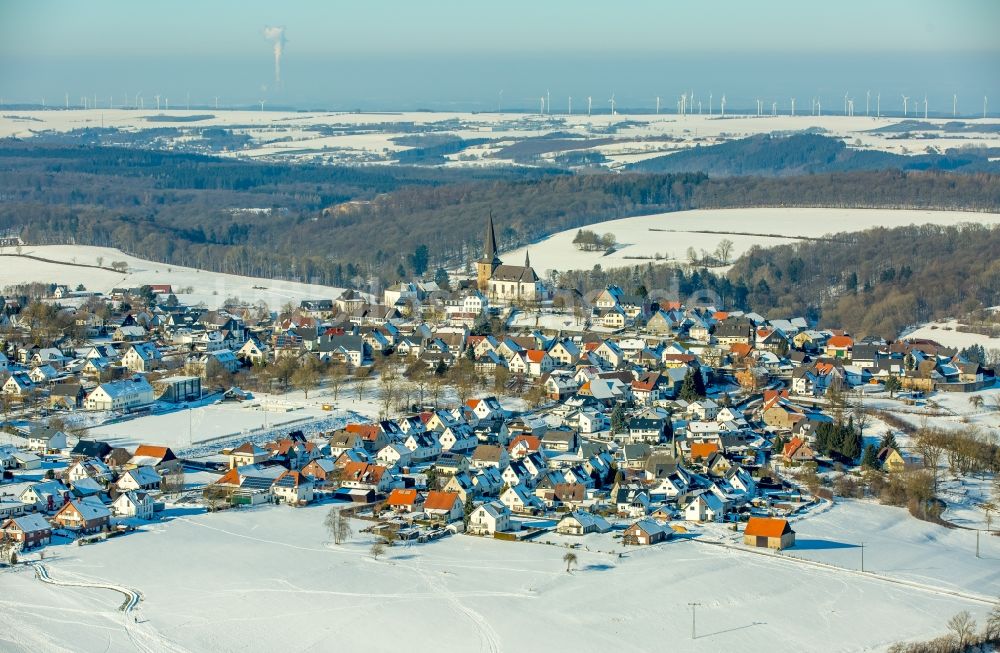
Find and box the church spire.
[524,249,531,268]
[484,211,498,261]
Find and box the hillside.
[2,142,1000,287]
[556,223,1000,339]
[627,133,1000,176]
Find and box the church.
[477,214,542,302]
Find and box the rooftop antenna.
[587,96,592,116]
[901,94,909,117]
[866,90,870,116]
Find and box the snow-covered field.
[1,499,995,653]
[4,109,999,168]
[504,207,1000,276]
[0,244,344,309]
[86,401,327,450]
[903,319,1000,352]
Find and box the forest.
[1,141,999,293]
[628,133,1000,176]
[556,223,1000,339]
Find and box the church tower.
[477,212,502,291]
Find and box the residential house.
[467,501,512,536]
[555,510,612,535]
[51,499,112,532]
[111,491,155,519]
[623,519,671,546]
[423,490,464,522]
[116,465,162,492]
[27,426,68,453]
[2,514,53,549]
[272,471,315,505]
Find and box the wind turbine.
[609,93,616,116]
[844,92,849,116]
[817,99,821,116]
[720,94,726,118]
[985,96,989,119]
[923,95,928,119]
[901,95,909,117]
[771,101,776,116]
[953,94,957,118]
[259,100,265,112]
[568,96,572,115]
[877,93,881,118]
[587,96,592,116]
[214,96,219,110]
[497,89,503,113]
[135,91,142,110]
[866,90,870,116]
[791,97,796,116]
[709,92,713,116]
[64,92,68,109]
[155,94,161,110]
[655,96,660,114]
[539,96,545,115]
[546,89,551,115]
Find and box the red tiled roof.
[745,516,792,538]
[423,491,459,511]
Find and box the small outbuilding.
[743,516,795,550]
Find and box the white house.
[27,427,67,453]
[684,491,725,523]
[111,491,155,519]
[116,465,162,492]
[556,510,612,535]
[376,443,413,468]
[85,376,155,411]
[467,501,512,536]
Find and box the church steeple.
[477,212,502,292]
[524,249,531,268]
[483,211,499,263]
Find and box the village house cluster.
[0,219,994,559]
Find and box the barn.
[743,517,795,550]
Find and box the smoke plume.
[263,26,286,85]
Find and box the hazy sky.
[2,0,998,111]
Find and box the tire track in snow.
[32,563,190,653]
[413,559,502,653]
